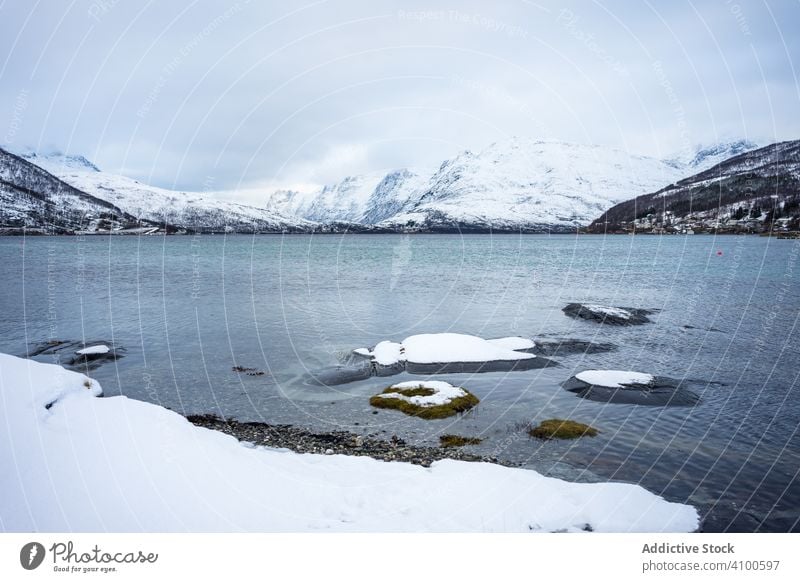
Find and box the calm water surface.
[1,234,798,532]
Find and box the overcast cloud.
[1,0,798,202]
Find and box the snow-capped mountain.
[666,139,760,173]
[268,138,689,232]
[379,138,686,231]
[591,140,800,232]
[359,169,431,224]
[17,150,314,233]
[9,137,773,235]
[268,172,388,223]
[0,147,141,234]
[267,168,429,225]
[16,149,101,173]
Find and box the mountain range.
[12,150,311,234]
[269,138,764,232]
[4,137,795,235]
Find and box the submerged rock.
[406,357,554,374]
[308,363,373,386]
[563,370,699,406]
[532,338,617,357]
[562,303,655,326]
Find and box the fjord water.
[1,234,798,532]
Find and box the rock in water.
[562,303,655,326]
[26,339,123,371]
[531,338,617,356]
[563,370,699,406]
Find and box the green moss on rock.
[369,384,480,420]
[439,434,484,448]
[529,418,599,440]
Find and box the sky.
[1,0,798,203]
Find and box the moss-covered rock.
[529,418,599,440]
[369,381,480,420]
[439,434,484,448]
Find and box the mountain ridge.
[589,140,800,234]
[271,137,696,232]
[4,137,786,235]
[0,147,146,234]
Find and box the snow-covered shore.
[0,353,698,532]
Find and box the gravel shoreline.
[185,413,515,468]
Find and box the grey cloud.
[0,0,797,195]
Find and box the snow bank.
[373,381,467,407]
[356,333,535,366]
[0,353,697,532]
[576,370,655,388]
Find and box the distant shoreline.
[1,229,795,237]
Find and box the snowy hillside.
[267,172,388,222]
[591,140,800,233]
[0,147,141,234]
[268,168,430,224]
[265,138,769,232]
[10,138,769,235]
[666,139,760,173]
[380,138,686,232]
[16,148,101,172]
[18,150,314,233]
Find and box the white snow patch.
[576,370,655,388]
[0,353,697,532]
[75,344,110,356]
[372,341,405,365]
[582,305,632,319]
[486,336,535,351]
[404,333,535,364]
[375,380,468,407]
[356,333,535,367]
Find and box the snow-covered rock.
[486,336,536,351]
[356,333,536,366]
[575,370,655,388]
[75,344,110,356]
[322,333,548,386]
[0,353,699,532]
[562,303,654,325]
[564,370,700,407]
[373,380,469,407]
